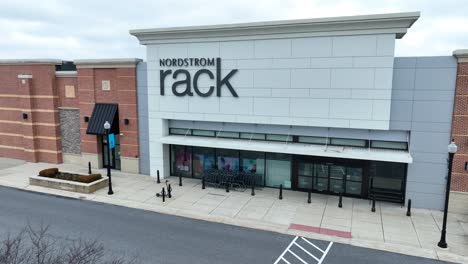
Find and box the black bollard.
[338,192,343,208]
[371,196,376,212]
[168,184,172,198]
[179,175,182,186]
[279,184,283,200]
[202,176,206,189]
[162,187,166,202]
[157,170,161,184]
[251,181,255,196]
[226,182,229,193]
[406,199,412,216]
[88,162,92,174]
[307,190,311,204]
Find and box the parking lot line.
[274,236,333,264]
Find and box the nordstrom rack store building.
[131,12,459,209]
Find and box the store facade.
[0,12,466,210]
[130,12,460,209]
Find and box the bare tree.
[0,225,139,264]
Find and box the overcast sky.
[0,0,466,60]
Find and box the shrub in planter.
[78,173,102,183]
[38,168,59,178]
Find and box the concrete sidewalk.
[0,158,467,263]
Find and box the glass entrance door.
[296,158,364,197]
[329,165,346,194]
[102,135,121,170]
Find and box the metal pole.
[106,130,113,195]
[371,195,376,212]
[179,175,182,186]
[438,152,454,248]
[406,199,412,216]
[279,184,283,200]
[88,162,92,174]
[338,192,343,208]
[307,190,311,204]
[251,180,255,196]
[162,187,165,202]
[202,176,205,189]
[157,170,161,184]
[168,184,172,198]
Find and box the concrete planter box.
[29,175,108,193]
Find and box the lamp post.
[104,121,114,195]
[438,140,457,248]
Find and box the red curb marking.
[289,223,352,238]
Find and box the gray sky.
[0,0,466,60]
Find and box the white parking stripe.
[274,236,298,264]
[301,237,325,253]
[288,249,308,264]
[294,242,320,262]
[274,236,333,264]
[318,241,333,264]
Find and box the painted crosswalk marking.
[274,236,333,264]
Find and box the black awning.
[86,103,119,135]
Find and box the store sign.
[159,57,238,97]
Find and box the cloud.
[0,0,466,59]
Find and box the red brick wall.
[0,64,62,163]
[78,67,139,159]
[451,63,468,192]
[56,76,79,108]
[0,61,140,167]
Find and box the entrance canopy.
[160,135,413,163]
[86,103,119,135]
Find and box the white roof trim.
[74,58,142,68]
[55,71,77,77]
[0,59,62,65]
[160,135,413,163]
[453,49,468,63]
[130,12,420,44]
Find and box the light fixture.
[22,113,28,120]
[104,121,110,130]
[448,140,458,154]
[124,118,129,125]
[84,116,89,122]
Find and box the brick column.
[17,74,38,162]
[452,50,468,192]
[78,68,102,168]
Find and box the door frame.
[292,155,369,198]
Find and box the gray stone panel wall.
[59,109,81,154]
[137,62,151,175]
[391,56,457,210]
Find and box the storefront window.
[266,134,293,142]
[240,151,265,186]
[216,149,239,172]
[330,138,367,147]
[192,129,216,137]
[193,147,215,179]
[369,161,406,191]
[170,128,191,135]
[265,153,291,188]
[371,140,408,150]
[240,132,265,140]
[171,145,192,177]
[216,131,240,138]
[298,136,328,145]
